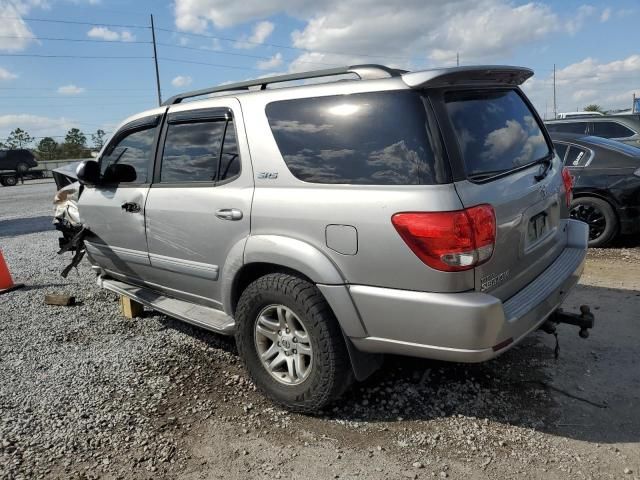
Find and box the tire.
[1,175,17,187]
[570,197,618,247]
[235,273,353,412]
[15,162,29,174]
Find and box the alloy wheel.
[254,304,313,385]
[570,203,606,241]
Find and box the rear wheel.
[235,273,352,412]
[570,197,618,247]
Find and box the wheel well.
[230,262,315,315]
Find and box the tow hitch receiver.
[541,305,595,339]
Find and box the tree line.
[0,127,107,160]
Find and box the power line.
[0,16,150,29]
[156,27,413,63]
[0,54,152,59]
[0,35,151,44]
[160,57,260,72]
[157,42,338,67]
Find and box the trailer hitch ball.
[580,305,591,315]
[579,328,589,339]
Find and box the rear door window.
[444,89,551,179]
[592,121,636,139]
[546,122,589,135]
[266,90,445,185]
[159,118,240,183]
[565,145,590,167]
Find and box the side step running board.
[98,276,235,335]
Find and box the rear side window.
[565,145,590,167]
[160,118,240,183]
[592,121,635,139]
[546,122,588,135]
[444,89,551,179]
[100,127,156,184]
[266,91,444,185]
[553,142,569,161]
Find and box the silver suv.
[69,64,591,411]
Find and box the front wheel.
[235,273,352,412]
[570,197,618,247]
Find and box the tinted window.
[161,121,225,182]
[100,127,156,184]
[565,146,589,167]
[160,119,240,183]
[266,91,443,185]
[445,90,551,178]
[592,121,636,139]
[546,122,588,135]
[553,142,568,160]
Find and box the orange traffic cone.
[0,250,24,294]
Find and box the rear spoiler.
[402,65,533,89]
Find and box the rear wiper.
[534,155,554,181]
[467,170,507,181]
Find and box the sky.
[0,0,638,145]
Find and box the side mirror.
[102,164,137,184]
[75,160,100,186]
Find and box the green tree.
[37,137,58,160]
[91,129,106,150]
[61,128,88,159]
[5,128,33,149]
[584,104,604,113]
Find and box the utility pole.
[552,63,557,119]
[150,14,162,106]
[634,93,637,113]
[456,52,459,67]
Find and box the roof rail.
[162,64,405,105]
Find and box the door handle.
[121,202,141,213]
[215,208,243,221]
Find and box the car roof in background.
[546,114,640,124]
[550,133,640,157]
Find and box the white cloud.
[171,75,193,87]
[0,1,37,51]
[600,7,611,22]
[257,52,283,70]
[0,114,77,137]
[57,84,86,95]
[524,55,640,117]
[0,67,18,81]
[173,0,588,68]
[565,4,595,35]
[87,26,136,42]
[235,21,275,49]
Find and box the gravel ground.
[1,181,639,479]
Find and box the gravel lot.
[1,181,639,480]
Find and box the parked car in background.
[546,115,640,147]
[556,111,604,119]
[0,149,40,186]
[57,64,593,411]
[551,133,640,247]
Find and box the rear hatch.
[442,88,568,301]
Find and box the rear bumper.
[350,219,588,362]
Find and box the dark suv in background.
[0,149,39,186]
[546,115,640,147]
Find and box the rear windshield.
[445,89,551,179]
[266,90,447,185]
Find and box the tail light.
[391,205,496,272]
[562,167,573,207]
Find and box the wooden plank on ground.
[120,295,144,318]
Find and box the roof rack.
[162,64,405,106]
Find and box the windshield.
[445,89,552,179]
